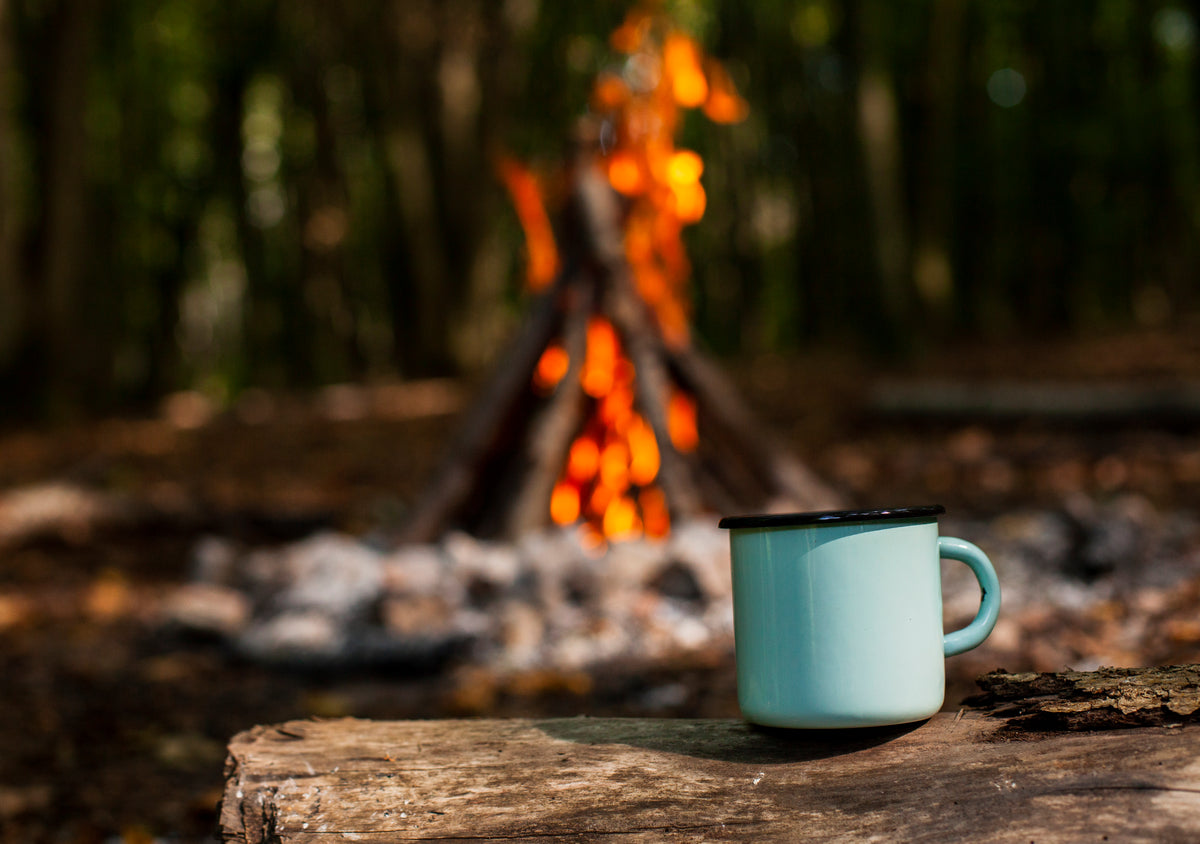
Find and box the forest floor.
[6,328,1200,842]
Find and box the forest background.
[2,0,1198,421]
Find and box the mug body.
[728,514,945,728]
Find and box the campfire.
[163,8,842,684]
[403,5,839,548]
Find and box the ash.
[165,520,735,673]
[163,494,1200,678]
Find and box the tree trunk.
[851,0,911,348]
[0,0,21,368]
[40,0,103,409]
[911,0,965,325]
[381,0,517,377]
[450,0,524,372]
[385,0,454,376]
[211,1,281,387]
[290,0,359,383]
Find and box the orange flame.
[542,317,672,544]
[550,481,581,525]
[627,415,661,485]
[668,389,699,453]
[702,61,750,124]
[610,9,652,54]
[607,150,646,196]
[664,33,708,107]
[639,486,670,539]
[582,316,620,398]
[589,9,748,346]
[567,436,600,483]
[533,342,570,394]
[498,157,560,291]
[591,74,630,113]
[602,494,641,540]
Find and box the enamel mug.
[719,506,1000,728]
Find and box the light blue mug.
[719,506,1000,728]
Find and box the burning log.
[402,9,840,545]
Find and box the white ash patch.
[164,520,735,672]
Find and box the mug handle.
[939,536,1001,657]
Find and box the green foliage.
[1,0,1199,418]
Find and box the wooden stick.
[503,284,591,537]
[572,164,704,520]
[668,342,842,512]
[612,286,705,520]
[400,281,565,543]
[693,418,774,507]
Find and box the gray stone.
[276,532,384,621]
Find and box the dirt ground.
[5,328,1200,843]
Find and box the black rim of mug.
[717,505,945,530]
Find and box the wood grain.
[220,690,1200,842]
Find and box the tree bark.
[971,665,1200,731]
